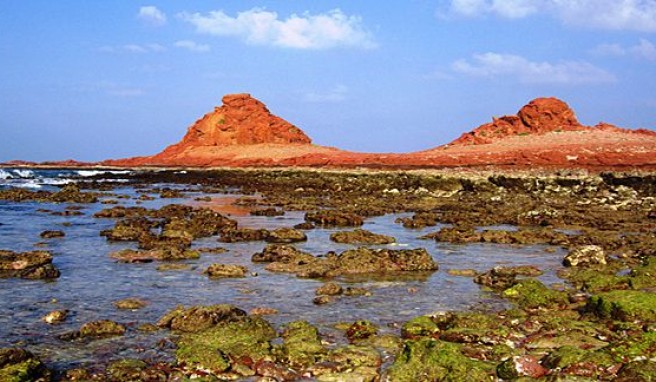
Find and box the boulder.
[0,250,60,279]
[564,245,606,267]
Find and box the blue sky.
[1,1,655,161]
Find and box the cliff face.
[157,93,311,158]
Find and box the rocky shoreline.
[1,168,656,381]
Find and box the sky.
[1,1,656,161]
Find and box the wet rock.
[316,282,343,296]
[616,360,656,381]
[343,287,372,297]
[157,304,247,332]
[330,229,395,245]
[265,228,307,244]
[254,360,298,381]
[401,316,440,339]
[109,248,200,263]
[305,210,364,227]
[294,222,315,230]
[262,246,437,278]
[346,321,377,342]
[204,263,248,278]
[176,316,276,374]
[280,320,326,368]
[502,279,568,309]
[318,345,382,381]
[196,246,228,254]
[0,250,60,280]
[251,208,285,217]
[386,339,491,381]
[252,244,314,263]
[113,298,147,310]
[542,345,588,369]
[564,245,607,267]
[94,206,149,218]
[0,348,51,382]
[39,230,64,239]
[219,228,270,243]
[156,263,190,271]
[395,212,439,229]
[159,188,183,198]
[79,320,126,339]
[448,269,478,277]
[42,310,68,324]
[106,359,148,381]
[474,265,543,291]
[313,296,334,305]
[497,355,548,379]
[588,290,656,322]
[100,217,154,241]
[249,307,279,316]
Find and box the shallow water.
[0,181,567,371]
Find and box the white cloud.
[138,6,167,26]
[441,0,656,31]
[591,38,656,60]
[174,40,211,52]
[179,8,376,49]
[304,85,349,103]
[99,43,166,54]
[452,52,616,84]
[630,38,656,60]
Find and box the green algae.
[400,316,440,338]
[280,320,326,368]
[588,290,656,322]
[542,346,588,369]
[502,278,568,309]
[385,339,492,382]
[176,316,276,372]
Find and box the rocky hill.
[101,94,656,170]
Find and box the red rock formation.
[159,93,310,153]
[101,95,656,170]
[451,97,588,145]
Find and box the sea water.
[0,168,565,370]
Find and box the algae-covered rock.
[204,263,248,278]
[401,316,440,339]
[305,210,364,227]
[79,320,126,339]
[588,290,656,322]
[542,346,589,369]
[346,321,377,342]
[280,320,326,368]
[615,360,656,381]
[330,229,396,245]
[502,278,568,309]
[176,316,276,372]
[113,298,147,310]
[316,282,343,296]
[316,345,382,381]
[474,265,543,291]
[265,228,307,244]
[496,355,547,379]
[0,250,60,280]
[0,348,51,382]
[157,304,247,332]
[564,245,606,267]
[385,339,491,381]
[106,359,147,381]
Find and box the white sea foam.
[76,170,131,177]
[0,170,11,179]
[13,169,34,178]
